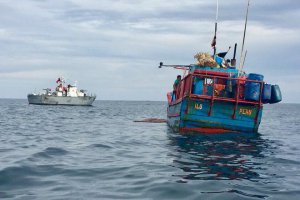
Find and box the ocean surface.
[0,99,299,200]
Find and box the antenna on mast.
[241,50,248,72]
[211,0,219,56]
[238,0,250,75]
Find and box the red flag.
[211,36,216,48]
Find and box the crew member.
[172,75,181,101]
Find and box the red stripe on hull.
[179,127,238,134]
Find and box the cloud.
[0,69,63,79]
[0,0,299,102]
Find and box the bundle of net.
[194,52,217,67]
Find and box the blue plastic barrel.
[248,73,264,81]
[262,84,271,103]
[215,56,223,65]
[269,85,282,104]
[244,73,264,101]
[245,82,261,101]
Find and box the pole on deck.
[238,0,250,76]
[212,0,219,57]
[241,50,248,72]
[231,43,237,66]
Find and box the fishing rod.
[238,0,250,76]
[241,50,248,72]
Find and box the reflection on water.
[167,130,269,182]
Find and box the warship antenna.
[238,0,250,76]
[212,0,219,57]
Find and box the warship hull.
[27,94,96,106]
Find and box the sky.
[0,0,299,102]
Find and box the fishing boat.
[159,0,282,133]
[27,77,96,106]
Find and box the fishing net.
[194,52,218,67]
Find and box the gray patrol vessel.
[27,77,96,106]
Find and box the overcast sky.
[0,0,299,102]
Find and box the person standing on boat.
[172,75,181,101]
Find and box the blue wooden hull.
[167,97,262,133]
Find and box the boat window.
[205,78,213,85]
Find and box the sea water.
[0,99,299,199]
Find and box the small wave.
[201,189,268,199]
[0,148,14,153]
[32,147,69,158]
[89,143,113,149]
[0,165,55,188]
[271,157,300,165]
[0,191,14,198]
